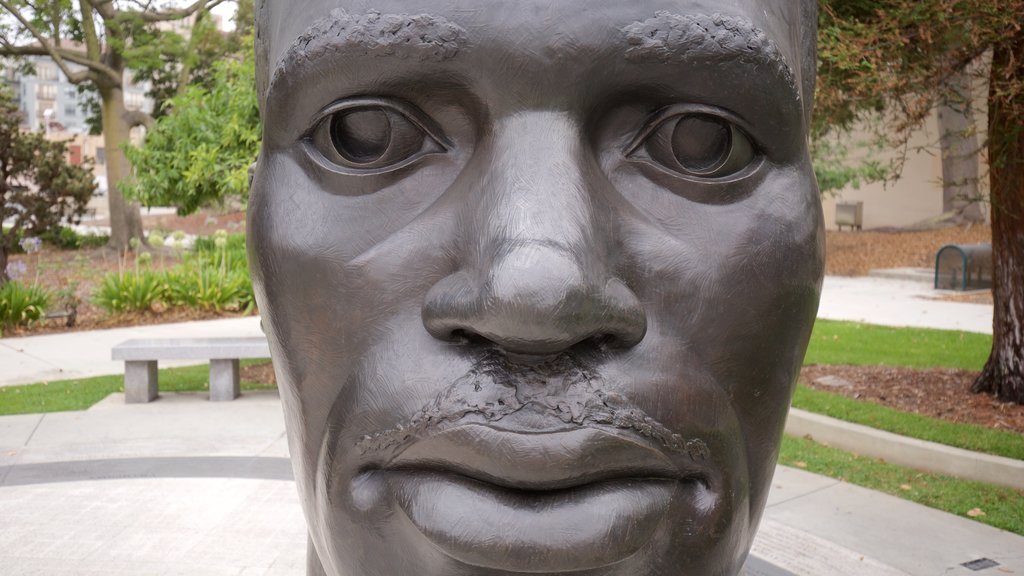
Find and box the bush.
[93,271,167,314]
[164,265,253,312]
[91,231,255,316]
[166,231,253,312]
[0,281,51,333]
[40,227,110,250]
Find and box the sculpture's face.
[251,1,823,574]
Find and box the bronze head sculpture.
[249,1,823,574]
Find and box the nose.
[422,112,646,356]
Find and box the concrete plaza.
[1,276,1018,575]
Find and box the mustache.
[356,350,710,462]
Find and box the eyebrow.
[267,9,468,100]
[621,12,799,101]
[265,10,798,104]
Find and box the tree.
[0,0,231,249]
[123,42,258,215]
[816,0,1024,403]
[0,88,94,284]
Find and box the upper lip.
[380,423,709,491]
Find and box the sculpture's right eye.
[307,99,448,174]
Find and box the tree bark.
[937,68,985,222]
[0,243,9,285]
[971,34,1024,404]
[99,86,144,250]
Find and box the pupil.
[331,108,392,164]
[671,115,731,173]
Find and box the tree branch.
[123,109,154,130]
[0,41,120,85]
[0,1,85,82]
[78,0,103,63]
[139,0,230,22]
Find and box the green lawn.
[797,320,1022,461]
[792,385,1024,460]
[780,435,1024,536]
[0,360,275,416]
[805,319,991,370]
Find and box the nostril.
[449,328,470,343]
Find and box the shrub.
[39,226,108,250]
[0,281,50,333]
[167,231,253,312]
[93,271,167,314]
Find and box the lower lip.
[383,470,707,573]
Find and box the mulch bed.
[826,224,991,276]
[3,210,252,337]
[801,364,1024,434]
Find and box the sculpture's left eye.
[627,108,757,180]
[308,99,447,174]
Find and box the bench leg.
[210,359,240,401]
[124,361,158,403]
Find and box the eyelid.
[306,97,452,150]
[302,97,453,176]
[623,103,759,157]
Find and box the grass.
[0,360,275,416]
[780,435,1024,536]
[805,319,992,370]
[792,385,1024,461]
[797,320,1023,462]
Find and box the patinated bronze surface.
[250,1,823,574]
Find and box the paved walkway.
[0,275,1014,576]
[0,317,263,388]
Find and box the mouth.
[354,424,719,573]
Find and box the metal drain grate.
[962,558,1000,571]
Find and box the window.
[95,147,105,165]
[36,84,56,100]
[37,64,56,81]
[64,104,78,117]
[124,91,146,110]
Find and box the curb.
[785,408,1024,491]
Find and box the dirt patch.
[924,291,994,305]
[826,224,991,277]
[3,210,253,337]
[241,362,277,387]
[91,210,247,238]
[801,364,1024,434]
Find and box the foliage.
[40,226,109,250]
[164,231,253,311]
[815,0,1024,403]
[0,0,248,249]
[0,88,95,285]
[780,436,1024,536]
[92,231,253,314]
[0,280,50,334]
[811,134,892,196]
[805,320,992,371]
[792,385,1024,460]
[92,269,166,314]
[124,49,260,215]
[0,360,274,416]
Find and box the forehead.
[260,0,804,98]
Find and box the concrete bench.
[111,337,271,403]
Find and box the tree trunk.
[0,244,9,285]
[937,68,985,222]
[971,35,1024,404]
[100,86,144,250]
